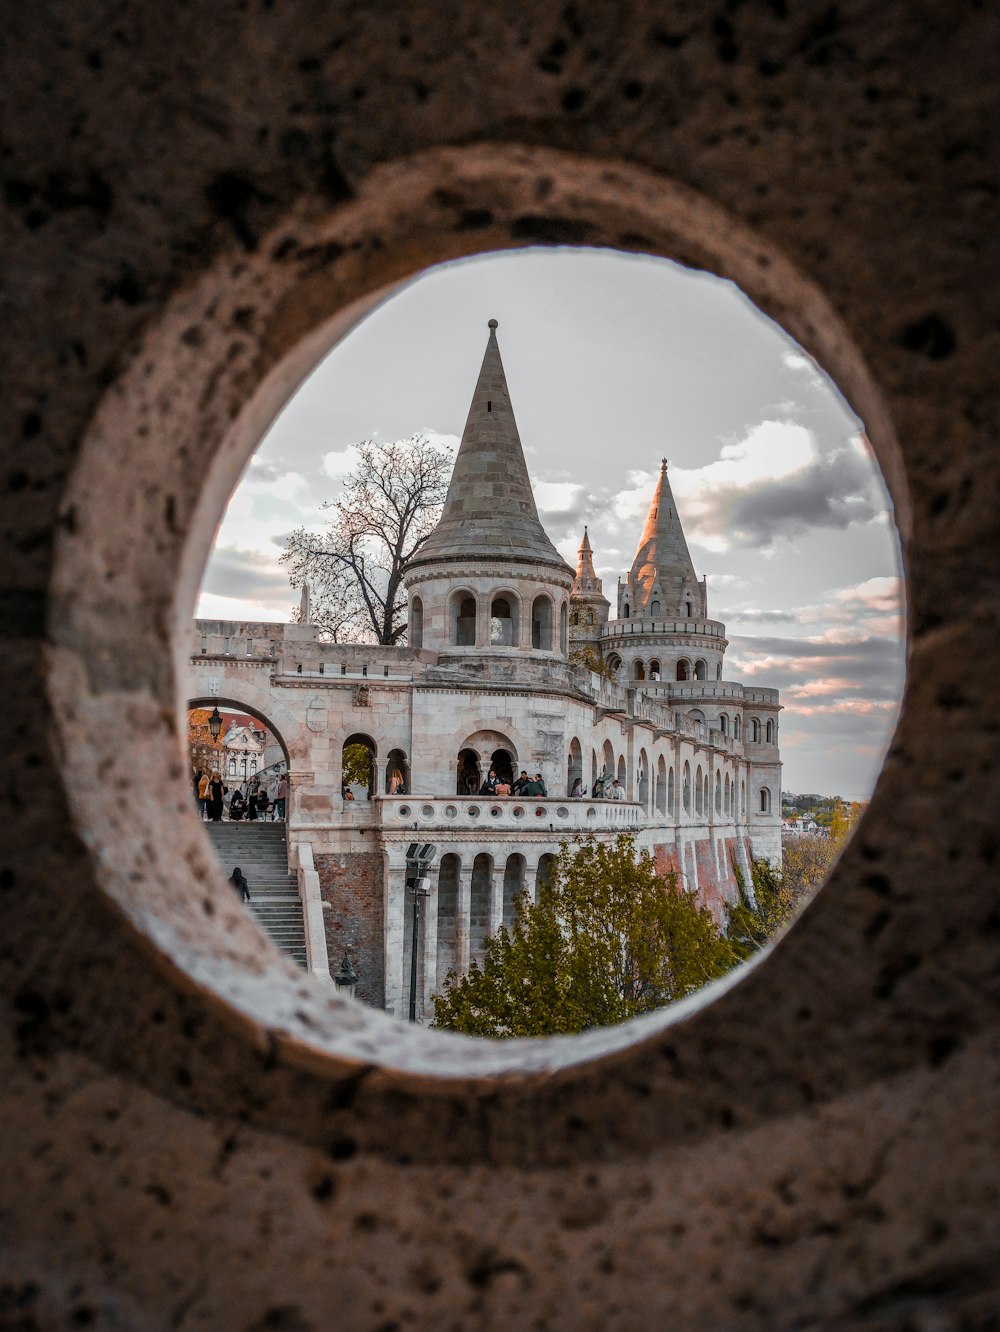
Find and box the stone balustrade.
[379,795,644,834]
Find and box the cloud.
[200,548,291,602]
[781,349,826,388]
[607,424,888,555]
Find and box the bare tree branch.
[280,434,452,644]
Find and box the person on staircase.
[229,789,246,821]
[197,769,211,819]
[229,867,251,903]
[273,773,288,821]
[246,778,260,821]
[206,771,226,822]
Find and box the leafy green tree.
[342,742,373,792]
[432,835,736,1038]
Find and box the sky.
[198,248,905,800]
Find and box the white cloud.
[535,480,585,512]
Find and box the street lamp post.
[333,952,358,999]
[405,842,437,1023]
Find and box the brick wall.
[315,852,384,1008]
[651,836,746,922]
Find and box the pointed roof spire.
[573,526,601,593]
[628,459,702,613]
[408,320,570,571]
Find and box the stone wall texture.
[2,1,999,1327]
[316,852,385,1009]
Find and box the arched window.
[560,601,569,653]
[634,660,646,681]
[751,718,761,743]
[650,658,661,679]
[676,659,690,681]
[760,786,771,813]
[385,748,409,795]
[637,752,649,809]
[410,595,423,648]
[734,715,741,740]
[741,780,746,816]
[601,741,614,788]
[766,719,774,743]
[567,738,583,796]
[685,601,692,617]
[343,734,377,800]
[587,610,595,626]
[228,757,236,777]
[682,762,691,814]
[240,757,247,778]
[456,748,480,795]
[725,774,731,814]
[655,756,667,814]
[452,591,477,646]
[704,771,711,812]
[716,662,723,680]
[695,765,703,815]
[719,713,728,735]
[623,602,630,618]
[695,659,707,680]
[667,766,675,816]
[490,594,516,646]
[531,596,553,650]
[250,758,257,775]
[650,600,660,617]
[715,771,722,813]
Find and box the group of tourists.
[479,769,548,797]
[193,769,288,822]
[474,768,627,800]
[587,773,626,800]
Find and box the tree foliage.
[781,799,864,900]
[281,435,452,644]
[568,644,618,681]
[342,742,373,791]
[432,835,736,1038]
[724,856,804,961]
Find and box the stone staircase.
[203,821,307,970]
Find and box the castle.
[189,320,781,1017]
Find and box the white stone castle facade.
[188,321,781,1017]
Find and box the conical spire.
[628,460,704,615]
[407,320,570,571]
[573,526,601,594]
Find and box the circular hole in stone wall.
[50,148,907,1079]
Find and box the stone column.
[285,768,315,833]
[455,861,473,976]
[383,857,408,1018]
[489,858,504,936]
[421,866,439,1019]
[476,593,490,648]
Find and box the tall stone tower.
[618,459,707,621]
[404,320,574,661]
[569,527,610,653]
[605,459,728,685]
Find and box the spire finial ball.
[488,318,498,330]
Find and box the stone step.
[204,822,306,971]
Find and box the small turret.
[569,527,610,652]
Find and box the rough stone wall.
[316,851,384,1008]
[2,2,999,1327]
